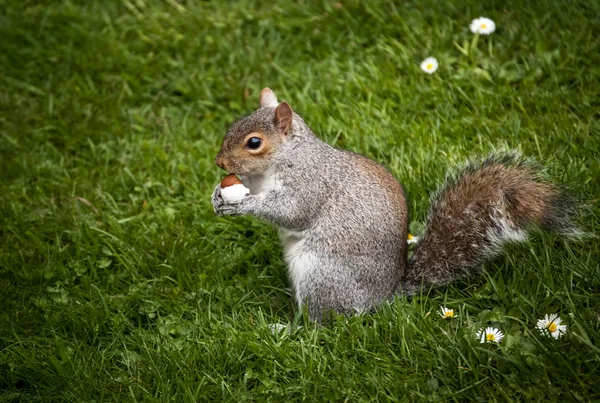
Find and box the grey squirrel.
[211,88,579,322]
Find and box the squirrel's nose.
[215,155,226,170]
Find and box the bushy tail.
[403,153,580,294]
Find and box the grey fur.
[212,99,579,322]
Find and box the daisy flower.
[420,57,438,74]
[407,234,420,244]
[439,307,455,319]
[476,327,504,344]
[470,17,496,35]
[537,314,567,339]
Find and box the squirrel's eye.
[246,137,262,150]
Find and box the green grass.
[1,0,599,401]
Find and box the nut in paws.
[212,184,245,216]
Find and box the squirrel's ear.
[275,102,293,134]
[259,88,278,108]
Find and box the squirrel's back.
[280,143,409,315]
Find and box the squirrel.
[211,88,579,322]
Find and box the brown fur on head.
[215,88,293,174]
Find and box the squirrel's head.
[215,88,294,175]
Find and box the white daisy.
[407,234,420,244]
[536,314,567,339]
[476,327,504,343]
[470,17,496,35]
[439,307,455,319]
[420,57,438,74]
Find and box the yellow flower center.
[444,311,454,318]
[407,234,414,240]
[547,322,557,332]
[427,63,433,70]
[481,24,487,29]
[486,333,495,342]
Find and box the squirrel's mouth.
[215,160,235,174]
[216,154,247,174]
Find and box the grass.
[1,0,599,401]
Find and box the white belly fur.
[279,228,314,306]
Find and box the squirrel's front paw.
[211,184,247,216]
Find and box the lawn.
[1,0,599,401]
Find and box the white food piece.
[221,183,249,202]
